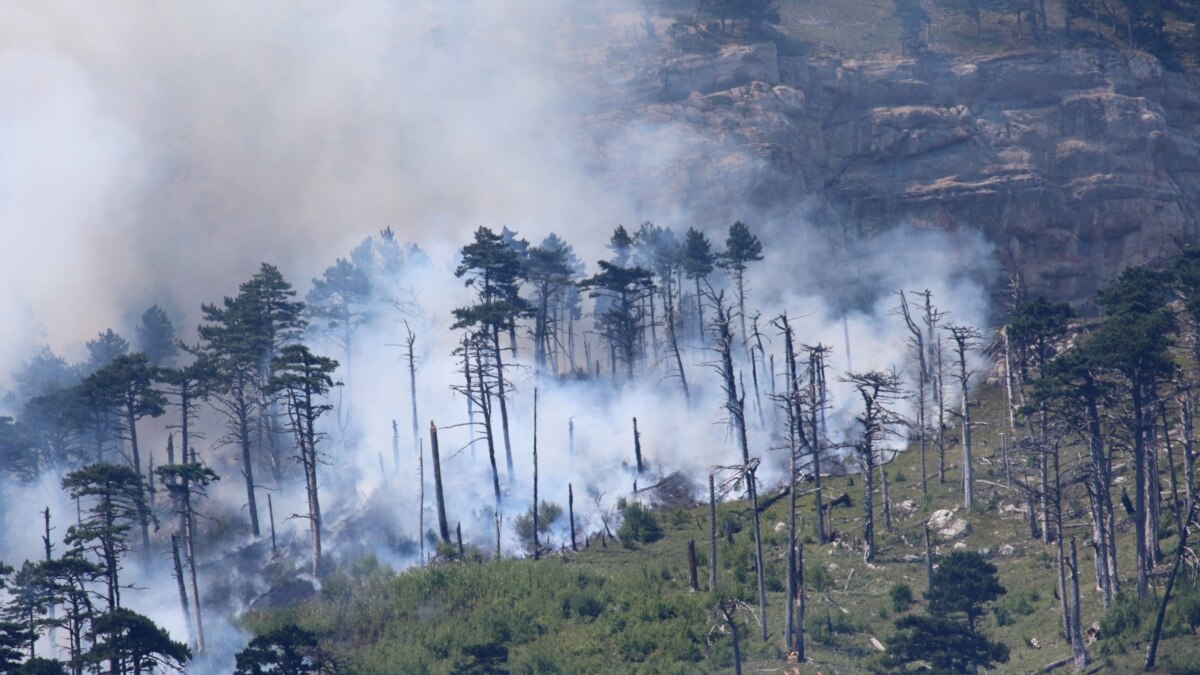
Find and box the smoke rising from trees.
[0,1,997,671]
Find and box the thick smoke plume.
[0,1,998,671]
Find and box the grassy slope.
[244,381,1200,673]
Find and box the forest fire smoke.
[0,1,997,671]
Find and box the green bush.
[890,583,914,613]
[806,563,833,592]
[617,499,663,546]
[1099,593,1154,641]
[806,610,865,645]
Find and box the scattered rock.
[869,636,886,652]
[899,499,919,512]
[774,522,788,533]
[953,542,967,550]
[928,509,957,529]
[1000,544,1016,556]
[937,517,971,541]
[1030,637,1042,650]
[977,547,991,557]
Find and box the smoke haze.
[0,1,999,671]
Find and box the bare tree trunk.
[709,474,718,592]
[173,481,206,654]
[418,439,425,565]
[1183,390,1196,507]
[569,483,577,552]
[796,542,806,662]
[715,296,767,641]
[880,450,893,532]
[720,602,743,675]
[493,327,515,485]
[923,522,934,591]
[946,326,980,508]
[170,535,195,651]
[267,493,277,555]
[1069,538,1086,672]
[430,422,450,544]
[806,345,830,543]
[1055,445,1070,640]
[472,341,501,535]
[861,447,876,563]
[533,388,540,560]
[633,417,644,474]
[899,291,929,496]
[463,336,476,461]
[406,326,419,463]
[392,419,400,474]
[1134,382,1150,598]
[786,409,798,649]
[241,413,261,537]
[687,540,699,591]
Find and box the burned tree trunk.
[687,540,699,591]
[493,325,516,485]
[533,389,540,560]
[406,324,420,467]
[1069,538,1086,672]
[795,542,805,662]
[267,493,277,555]
[712,294,767,641]
[945,325,981,509]
[709,474,718,592]
[569,483,577,552]
[844,371,904,563]
[170,535,195,651]
[805,345,831,544]
[633,417,644,474]
[430,422,450,544]
[923,293,947,484]
[392,419,401,475]
[898,291,930,496]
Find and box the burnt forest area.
[3,1,1200,673]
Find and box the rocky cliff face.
[591,43,1200,303]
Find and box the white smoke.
[0,1,1000,671]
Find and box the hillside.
[242,379,1200,674]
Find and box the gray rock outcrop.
[588,43,1200,303]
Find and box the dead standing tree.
[897,291,931,496]
[156,462,218,654]
[803,344,833,543]
[945,324,982,509]
[710,291,768,641]
[922,291,949,484]
[843,370,905,563]
[773,312,812,654]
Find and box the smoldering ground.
[0,1,997,671]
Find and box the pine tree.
[453,227,529,484]
[135,305,178,367]
[717,221,763,345]
[267,344,339,577]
